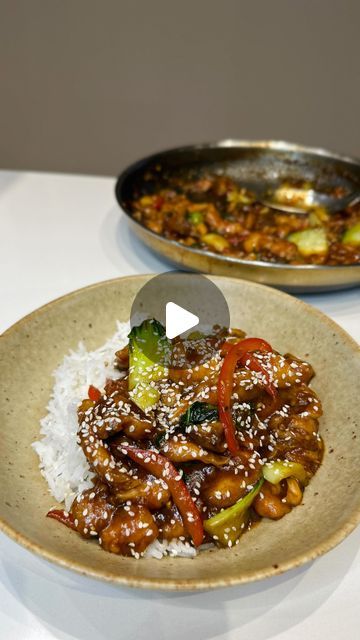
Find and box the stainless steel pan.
[115,140,360,292]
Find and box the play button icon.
[130,271,230,369]
[165,302,199,339]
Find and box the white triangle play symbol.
[165,302,199,339]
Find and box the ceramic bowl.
[1,275,359,590]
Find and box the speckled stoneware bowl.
[1,275,360,590]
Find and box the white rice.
[33,322,200,559]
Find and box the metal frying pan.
[115,140,360,293]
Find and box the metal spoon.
[261,189,360,215]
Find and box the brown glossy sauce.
[130,174,360,265]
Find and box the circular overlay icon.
[130,272,230,369]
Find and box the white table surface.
[0,170,359,640]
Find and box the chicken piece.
[155,504,187,541]
[253,481,291,519]
[78,389,154,441]
[158,383,183,409]
[104,377,129,396]
[274,213,307,233]
[122,420,157,440]
[138,192,190,238]
[278,383,322,418]
[185,177,213,194]
[100,505,158,556]
[270,353,314,387]
[249,352,314,390]
[163,207,192,236]
[114,346,129,371]
[284,444,324,475]
[116,476,171,509]
[162,377,219,425]
[90,383,157,441]
[169,355,221,384]
[228,328,247,339]
[204,203,244,235]
[283,354,314,383]
[70,485,115,538]
[327,241,360,265]
[232,369,267,401]
[242,232,299,262]
[267,413,324,474]
[78,393,169,508]
[79,416,140,492]
[205,351,314,403]
[186,420,226,453]
[182,464,213,513]
[269,412,321,441]
[201,468,260,509]
[172,388,219,423]
[285,477,303,506]
[142,213,164,234]
[161,437,229,467]
[105,437,171,509]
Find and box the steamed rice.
[32,322,199,559]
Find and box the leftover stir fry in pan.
[48,319,324,558]
[130,174,360,265]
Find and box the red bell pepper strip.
[88,385,102,402]
[221,340,240,355]
[47,509,77,530]
[218,338,276,456]
[120,445,204,547]
[241,351,280,418]
[154,196,164,211]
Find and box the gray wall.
[1,0,359,176]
